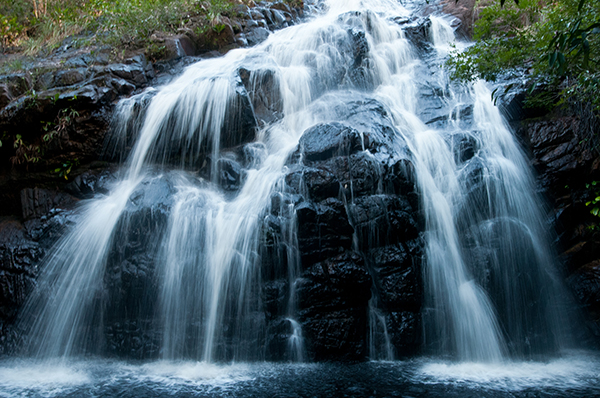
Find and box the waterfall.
[15,0,573,364]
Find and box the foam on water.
[0,360,91,397]
[0,359,253,397]
[418,352,600,390]
[133,361,252,386]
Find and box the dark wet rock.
[369,243,422,312]
[245,27,271,46]
[101,176,175,359]
[350,195,419,250]
[108,77,136,96]
[302,307,369,361]
[108,63,148,85]
[53,68,87,87]
[322,153,383,197]
[222,76,259,148]
[297,252,371,315]
[275,91,423,360]
[20,187,76,220]
[387,311,421,356]
[297,252,371,361]
[521,117,594,191]
[567,261,600,338]
[64,170,115,199]
[287,141,393,203]
[0,204,81,353]
[331,96,401,157]
[387,156,417,198]
[402,17,432,49]
[0,84,13,109]
[295,199,354,266]
[299,123,364,162]
[263,280,288,321]
[286,166,340,202]
[0,73,31,101]
[0,219,42,353]
[450,133,478,164]
[23,207,78,245]
[265,317,299,361]
[104,320,159,359]
[568,260,600,311]
[165,35,197,58]
[238,67,283,126]
[217,156,244,191]
[64,55,92,68]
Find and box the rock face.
[3,0,599,361]
[260,98,423,361]
[501,90,600,342]
[0,219,42,352]
[0,24,425,363]
[0,1,309,354]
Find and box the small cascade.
[14,0,575,366]
[368,301,395,361]
[287,318,304,362]
[282,203,305,362]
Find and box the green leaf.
[549,51,557,67]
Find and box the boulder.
[297,252,372,361]
[298,122,364,162]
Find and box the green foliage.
[585,181,600,231]
[2,0,239,54]
[42,106,79,143]
[447,0,600,87]
[213,23,226,33]
[54,158,79,180]
[145,43,168,62]
[24,89,39,109]
[7,104,79,169]
[11,134,41,166]
[92,0,194,47]
[0,58,25,73]
[0,14,25,47]
[586,181,600,217]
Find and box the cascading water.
[10,0,578,374]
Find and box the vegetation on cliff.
[0,0,248,58]
[447,0,600,111]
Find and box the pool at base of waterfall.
[1,351,599,398]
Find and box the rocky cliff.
[501,91,600,343]
[1,0,598,360]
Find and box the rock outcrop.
[260,98,423,361]
[0,0,308,356]
[501,89,600,342]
